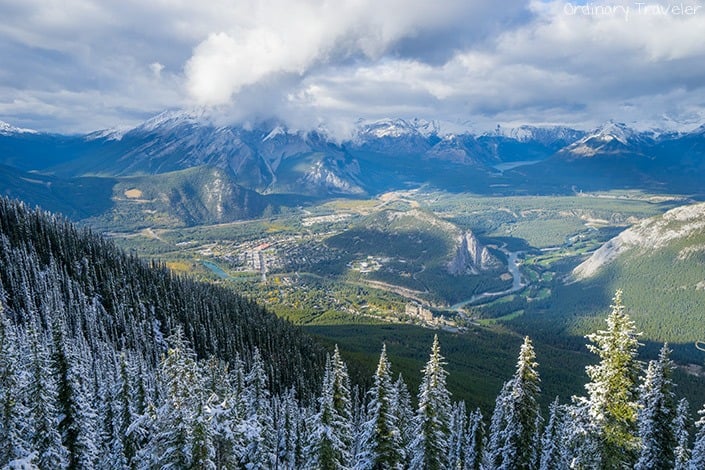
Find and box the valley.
[104,188,680,333]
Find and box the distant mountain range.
[1,112,704,225]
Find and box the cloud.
[0,0,704,132]
[183,0,530,106]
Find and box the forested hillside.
[0,197,326,393]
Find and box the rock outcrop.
[448,231,500,275]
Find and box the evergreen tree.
[673,398,690,470]
[26,326,68,469]
[52,321,99,469]
[484,336,541,470]
[448,401,467,469]
[306,348,354,469]
[240,348,276,469]
[539,398,566,470]
[410,335,451,470]
[582,290,641,469]
[560,402,602,469]
[356,344,403,469]
[143,328,201,469]
[393,374,414,468]
[190,400,216,470]
[690,402,705,470]
[635,343,678,469]
[464,408,485,470]
[0,306,30,466]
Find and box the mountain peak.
[135,109,211,133]
[355,118,440,139]
[0,120,38,136]
[560,121,650,158]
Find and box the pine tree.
[240,348,276,469]
[191,400,216,470]
[690,402,705,470]
[583,290,641,469]
[52,321,99,469]
[410,335,451,470]
[464,408,485,470]
[306,348,354,469]
[393,374,414,468]
[143,328,201,469]
[356,344,403,469]
[560,402,602,469]
[539,398,566,470]
[26,326,68,469]
[635,343,678,469]
[484,336,541,470]
[673,398,690,470]
[0,306,30,466]
[448,401,467,469]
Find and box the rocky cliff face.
[448,231,500,275]
[572,201,705,280]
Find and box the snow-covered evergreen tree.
[393,374,415,468]
[635,343,677,469]
[448,401,467,469]
[673,398,690,470]
[26,326,68,469]
[191,400,216,470]
[410,335,451,470]
[539,397,566,470]
[560,402,602,469]
[356,344,403,469]
[464,407,485,470]
[0,307,30,466]
[306,347,354,469]
[690,402,705,470]
[142,328,201,469]
[52,321,99,470]
[240,347,276,469]
[582,290,641,469]
[484,336,541,470]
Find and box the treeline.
[3,290,705,468]
[0,197,326,396]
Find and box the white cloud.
[0,0,704,132]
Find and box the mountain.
[48,111,365,196]
[558,121,654,159]
[2,112,705,214]
[572,202,705,281]
[0,120,38,135]
[549,201,705,348]
[86,166,272,229]
[0,164,114,219]
[511,122,705,194]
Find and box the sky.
[1,0,705,135]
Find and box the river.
[449,246,525,310]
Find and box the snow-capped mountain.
[2,111,705,200]
[489,124,585,146]
[559,121,654,158]
[354,118,441,140]
[0,120,37,135]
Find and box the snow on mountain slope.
[355,118,440,139]
[572,202,705,280]
[560,121,653,158]
[0,120,38,135]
